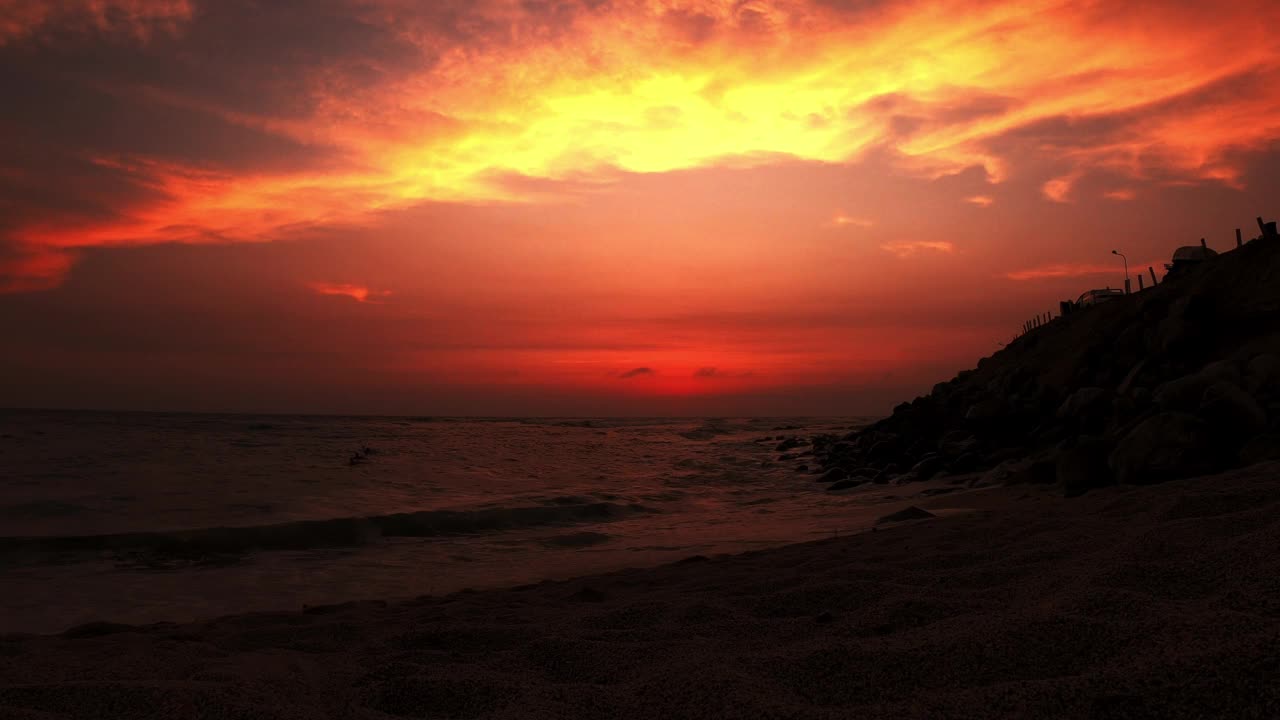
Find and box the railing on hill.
[1012,213,1278,342]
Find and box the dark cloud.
[619,367,653,379]
[693,367,718,377]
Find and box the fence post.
[1148,266,1158,285]
[1138,274,1144,291]
[1236,228,1243,248]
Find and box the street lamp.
[1112,249,1130,294]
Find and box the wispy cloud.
[619,367,653,379]
[1042,174,1081,203]
[6,0,1280,290]
[829,212,874,228]
[1003,262,1155,281]
[881,240,955,258]
[307,282,390,303]
[964,195,994,207]
[1104,189,1137,201]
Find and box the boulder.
[1239,434,1280,465]
[1155,295,1213,357]
[866,438,903,462]
[1056,386,1111,429]
[818,467,848,483]
[1198,359,1243,388]
[876,506,936,524]
[827,477,870,492]
[947,452,983,474]
[937,431,978,458]
[1246,353,1280,395]
[1056,437,1113,497]
[1154,373,1215,413]
[909,454,944,480]
[1199,381,1267,438]
[964,397,1006,422]
[986,457,1056,486]
[1109,413,1219,485]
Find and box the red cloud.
[307,282,390,303]
[4,0,1280,290]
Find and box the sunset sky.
[3,0,1280,415]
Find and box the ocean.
[0,410,890,634]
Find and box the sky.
[2,0,1280,416]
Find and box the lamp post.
[1112,250,1130,294]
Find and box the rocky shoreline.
[795,230,1280,497]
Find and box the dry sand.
[3,462,1279,719]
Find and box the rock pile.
[807,232,1280,496]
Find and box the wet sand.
[3,461,1278,719]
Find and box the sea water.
[0,410,888,633]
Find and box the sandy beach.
[3,460,1277,719]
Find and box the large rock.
[1198,360,1243,388]
[1155,295,1213,357]
[1246,353,1280,395]
[909,454,944,480]
[1056,386,1111,429]
[1109,413,1219,485]
[1239,434,1280,465]
[1154,373,1215,413]
[964,397,1006,422]
[1057,437,1113,497]
[937,430,978,458]
[816,467,847,483]
[1199,381,1267,438]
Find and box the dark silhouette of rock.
[1154,373,1216,413]
[1246,353,1280,395]
[937,430,978,457]
[1198,359,1243,387]
[1057,437,1114,497]
[1056,387,1111,430]
[876,506,936,524]
[802,233,1280,496]
[947,452,982,474]
[964,397,1006,422]
[818,467,847,483]
[827,477,869,491]
[1109,413,1218,485]
[1238,434,1280,465]
[1200,381,1267,437]
[909,454,944,480]
[981,458,1049,486]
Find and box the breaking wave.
[0,501,654,557]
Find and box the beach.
[3,460,1277,718]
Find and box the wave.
[0,501,654,557]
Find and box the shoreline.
[4,460,1278,718]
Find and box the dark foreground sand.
[3,463,1279,719]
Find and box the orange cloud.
[5,0,1280,290]
[1042,174,1081,203]
[307,282,390,303]
[965,195,994,207]
[830,212,875,228]
[881,240,955,258]
[1004,261,1159,281]
[1104,189,1137,201]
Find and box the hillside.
[806,229,1280,496]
